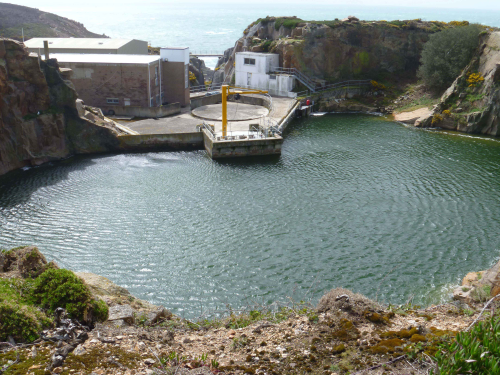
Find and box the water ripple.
[1,114,500,317]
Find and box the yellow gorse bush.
[371,80,386,90]
[442,109,451,117]
[467,72,485,87]
[431,113,443,125]
[189,71,197,82]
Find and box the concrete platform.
[192,102,269,121]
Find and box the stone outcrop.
[75,272,173,327]
[415,32,500,136]
[217,18,446,86]
[0,38,122,176]
[453,259,500,304]
[0,246,58,279]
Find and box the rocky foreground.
[1,247,500,375]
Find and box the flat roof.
[236,52,278,56]
[39,53,160,65]
[24,38,144,50]
[162,47,188,50]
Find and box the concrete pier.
[116,94,296,158]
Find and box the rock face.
[218,18,443,86]
[416,32,500,136]
[0,38,121,176]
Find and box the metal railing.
[273,67,317,92]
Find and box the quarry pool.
[1,114,499,318]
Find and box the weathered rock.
[1,246,58,278]
[145,306,173,326]
[108,305,135,325]
[75,272,131,298]
[453,259,500,304]
[0,37,122,177]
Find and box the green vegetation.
[418,24,483,91]
[397,94,439,112]
[0,279,52,342]
[432,317,500,374]
[30,268,108,322]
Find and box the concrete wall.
[203,129,282,158]
[162,61,190,107]
[100,102,180,118]
[190,93,222,110]
[117,40,148,55]
[118,132,203,152]
[161,48,190,64]
[60,61,161,111]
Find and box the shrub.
[30,269,108,323]
[467,72,485,87]
[418,24,482,91]
[432,317,500,374]
[431,114,443,125]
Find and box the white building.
[235,52,295,97]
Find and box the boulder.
[145,306,173,326]
[75,272,131,298]
[108,305,135,325]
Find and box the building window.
[156,94,160,105]
[150,97,154,107]
[269,75,276,80]
[155,66,159,86]
[185,65,189,89]
[244,58,256,65]
[106,98,119,105]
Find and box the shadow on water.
[213,154,282,168]
[0,155,103,209]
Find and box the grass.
[395,94,438,113]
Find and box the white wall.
[161,47,190,64]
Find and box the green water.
[1,114,499,317]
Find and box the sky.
[4,0,500,10]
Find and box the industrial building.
[42,47,190,117]
[25,38,148,55]
[235,52,295,97]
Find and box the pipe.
[43,40,49,60]
[148,61,151,107]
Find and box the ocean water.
[1,115,499,318]
[9,1,500,68]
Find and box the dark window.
[106,98,119,105]
[269,75,276,80]
[244,58,256,65]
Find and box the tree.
[418,25,482,92]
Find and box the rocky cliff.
[0,2,104,41]
[0,38,122,176]
[415,31,500,136]
[216,17,452,87]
